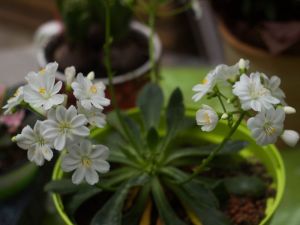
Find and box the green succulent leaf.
[137,83,164,130]
[123,184,151,225]
[224,175,266,198]
[91,174,150,225]
[66,186,102,215]
[151,178,188,225]
[165,141,248,165]
[171,185,231,225]
[162,167,219,208]
[147,127,160,151]
[44,179,91,195]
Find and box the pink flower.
[0,110,25,133]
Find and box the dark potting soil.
[0,144,27,174]
[45,29,149,78]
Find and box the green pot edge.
[0,162,38,199]
[51,108,285,225]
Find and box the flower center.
[264,123,276,136]
[39,68,46,75]
[81,157,92,168]
[204,112,211,124]
[58,122,71,133]
[202,78,208,84]
[39,87,46,95]
[36,135,46,146]
[90,85,97,94]
[14,89,20,97]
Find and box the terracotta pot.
[51,109,285,225]
[218,20,300,130]
[35,21,162,109]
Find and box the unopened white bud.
[283,106,296,114]
[192,0,202,19]
[65,66,76,86]
[238,58,249,70]
[221,113,228,120]
[281,130,299,147]
[87,72,95,81]
[62,94,68,107]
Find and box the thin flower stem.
[180,111,246,184]
[103,0,144,158]
[148,1,158,83]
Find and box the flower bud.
[65,66,76,86]
[87,72,95,81]
[221,113,228,120]
[283,106,296,114]
[281,130,299,147]
[238,58,249,70]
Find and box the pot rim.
[218,19,299,59]
[51,108,285,225]
[35,20,162,85]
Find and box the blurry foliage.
[56,0,135,44]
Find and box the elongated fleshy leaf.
[224,175,266,198]
[44,179,90,195]
[151,178,187,225]
[162,167,219,208]
[137,83,164,130]
[165,141,248,165]
[66,186,102,215]
[91,175,149,225]
[147,127,160,151]
[123,185,151,225]
[171,185,231,225]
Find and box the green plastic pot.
[52,109,285,225]
[0,161,38,199]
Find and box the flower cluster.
[193,59,299,147]
[3,62,111,185]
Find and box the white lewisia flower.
[3,86,24,114]
[281,130,299,147]
[15,121,53,166]
[61,139,110,185]
[71,74,110,110]
[196,105,219,132]
[77,102,106,128]
[262,74,286,105]
[247,108,285,145]
[43,105,89,151]
[23,62,64,110]
[233,73,280,111]
[192,62,241,102]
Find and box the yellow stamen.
[202,78,208,84]
[204,112,211,124]
[39,87,46,95]
[39,68,46,75]
[90,85,97,94]
[265,126,276,136]
[82,157,92,168]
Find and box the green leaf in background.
[91,174,150,225]
[137,83,164,130]
[224,175,266,198]
[151,178,187,225]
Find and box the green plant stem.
[148,1,158,83]
[181,111,246,184]
[103,0,144,157]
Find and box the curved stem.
[148,1,158,83]
[103,0,143,156]
[181,111,246,184]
